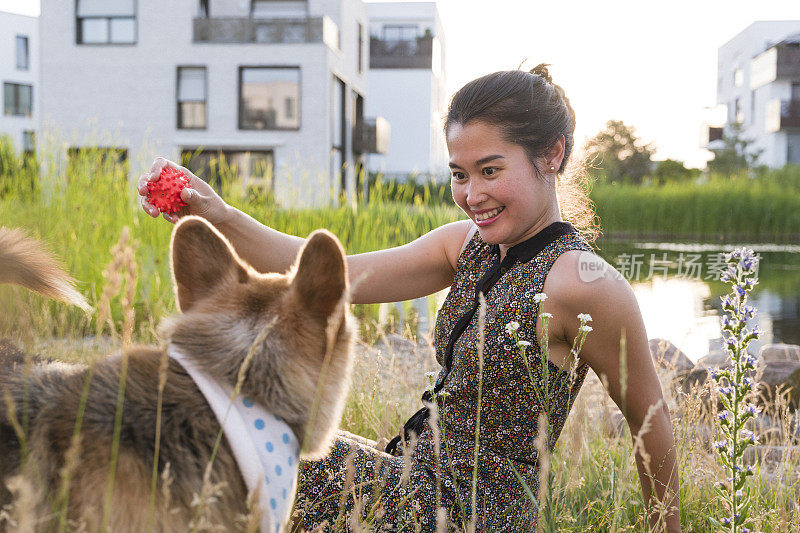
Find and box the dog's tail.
[0,227,91,312]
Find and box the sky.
[3,0,799,168]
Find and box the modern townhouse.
[0,9,38,153]
[365,1,447,181]
[39,0,387,206]
[710,21,800,168]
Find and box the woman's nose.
[466,181,488,207]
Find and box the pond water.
[387,239,800,364]
[597,240,800,363]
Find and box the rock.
[375,333,418,356]
[697,350,732,368]
[743,445,800,466]
[753,360,800,409]
[604,409,628,438]
[759,344,800,363]
[648,338,694,375]
[681,359,800,410]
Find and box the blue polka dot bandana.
[171,347,300,532]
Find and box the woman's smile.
[474,206,505,225]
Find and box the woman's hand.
[137,157,231,225]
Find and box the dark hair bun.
[529,63,552,84]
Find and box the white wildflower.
[517,340,531,347]
[577,313,593,322]
[540,312,553,319]
[533,293,548,303]
[505,321,520,335]
[580,325,593,333]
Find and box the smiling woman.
[138,64,680,532]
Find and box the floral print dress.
[294,222,595,531]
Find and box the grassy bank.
[591,166,800,242]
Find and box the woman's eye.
[483,167,498,176]
[451,172,466,181]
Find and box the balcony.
[193,16,338,47]
[370,34,433,69]
[776,43,800,80]
[766,99,800,132]
[751,43,800,89]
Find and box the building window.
[77,0,137,44]
[735,97,743,124]
[382,24,419,54]
[198,0,209,18]
[16,36,29,70]
[177,67,207,129]
[3,83,33,117]
[181,149,274,194]
[251,0,307,18]
[734,68,743,87]
[331,76,346,195]
[239,67,301,130]
[357,22,364,74]
[22,131,35,153]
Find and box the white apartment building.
[39,0,383,206]
[365,1,447,181]
[0,10,38,153]
[712,20,800,168]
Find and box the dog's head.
[162,216,355,457]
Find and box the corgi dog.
[0,217,355,532]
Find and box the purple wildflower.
[744,403,760,415]
[740,429,757,444]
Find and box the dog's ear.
[170,216,248,312]
[290,230,348,318]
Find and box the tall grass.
[591,167,800,241]
[0,143,463,341]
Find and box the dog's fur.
[0,217,355,531]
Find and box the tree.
[707,122,763,175]
[584,120,655,184]
[653,159,701,181]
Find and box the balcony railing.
[369,34,433,69]
[193,17,337,46]
[776,44,800,80]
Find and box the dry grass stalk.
[95,226,137,346]
[146,346,171,533]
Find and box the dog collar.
[169,346,299,533]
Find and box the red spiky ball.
[147,167,191,214]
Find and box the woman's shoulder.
[542,248,636,318]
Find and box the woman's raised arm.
[138,158,471,305]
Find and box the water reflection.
[597,239,800,363]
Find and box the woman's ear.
[545,134,566,170]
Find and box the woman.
[139,65,680,531]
